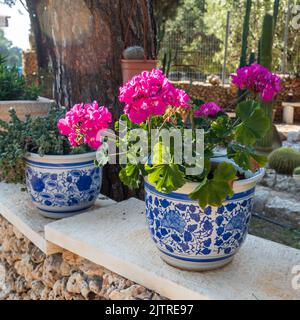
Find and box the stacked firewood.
[175,77,300,122]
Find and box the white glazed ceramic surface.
[145,169,265,271]
[25,152,102,219]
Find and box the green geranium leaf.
[250,152,268,168]
[236,100,258,120]
[189,162,237,209]
[235,100,270,145]
[227,144,267,172]
[209,115,234,142]
[95,142,110,167]
[119,163,146,189]
[145,164,185,194]
[152,142,172,165]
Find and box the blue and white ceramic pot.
[25,152,102,219]
[145,169,265,271]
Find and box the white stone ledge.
[0,183,116,255]
[1,183,300,300]
[45,198,300,300]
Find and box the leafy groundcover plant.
[0,54,40,101]
[114,66,280,209]
[0,106,95,184]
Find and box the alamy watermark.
[95,120,205,176]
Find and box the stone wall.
[174,82,236,111]
[175,77,300,122]
[0,216,164,300]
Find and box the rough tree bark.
[25,0,157,201]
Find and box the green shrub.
[0,106,90,184]
[293,167,300,175]
[268,147,300,175]
[0,54,40,101]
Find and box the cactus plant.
[273,0,280,30]
[162,49,172,77]
[248,51,256,65]
[268,148,300,175]
[123,46,145,60]
[239,0,252,68]
[260,14,273,70]
[293,167,300,175]
[238,0,252,99]
[256,14,274,150]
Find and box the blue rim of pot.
[24,152,97,169]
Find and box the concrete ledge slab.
[0,183,116,254]
[45,198,300,300]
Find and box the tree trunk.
[26,0,157,201]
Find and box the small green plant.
[293,167,300,175]
[0,54,40,101]
[123,46,145,60]
[0,106,90,184]
[268,148,300,175]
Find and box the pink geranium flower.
[194,102,222,118]
[231,63,281,102]
[119,69,190,124]
[57,101,112,150]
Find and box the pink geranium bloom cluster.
[231,63,281,102]
[119,69,190,124]
[194,102,222,118]
[57,101,112,150]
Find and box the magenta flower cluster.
[231,63,281,102]
[194,102,222,118]
[57,101,112,150]
[119,69,190,124]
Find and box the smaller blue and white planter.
[145,169,265,271]
[25,152,102,219]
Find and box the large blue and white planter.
[145,169,265,271]
[25,152,102,219]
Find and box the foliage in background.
[158,0,300,78]
[159,0,220,78]
[0,29,21,67]
[0,106,91,183]
[153,0,182,54]
[0,0,16,6]
[0,54,40,100]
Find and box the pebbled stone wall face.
[0,216,164,300]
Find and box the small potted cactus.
[121,46,157,84]
[268,147,300,175]
[293,167,300,181]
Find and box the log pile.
[174,82,236,111]
[175,77,300,122]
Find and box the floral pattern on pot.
[145,180,257,271]
[25,153,102,219]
